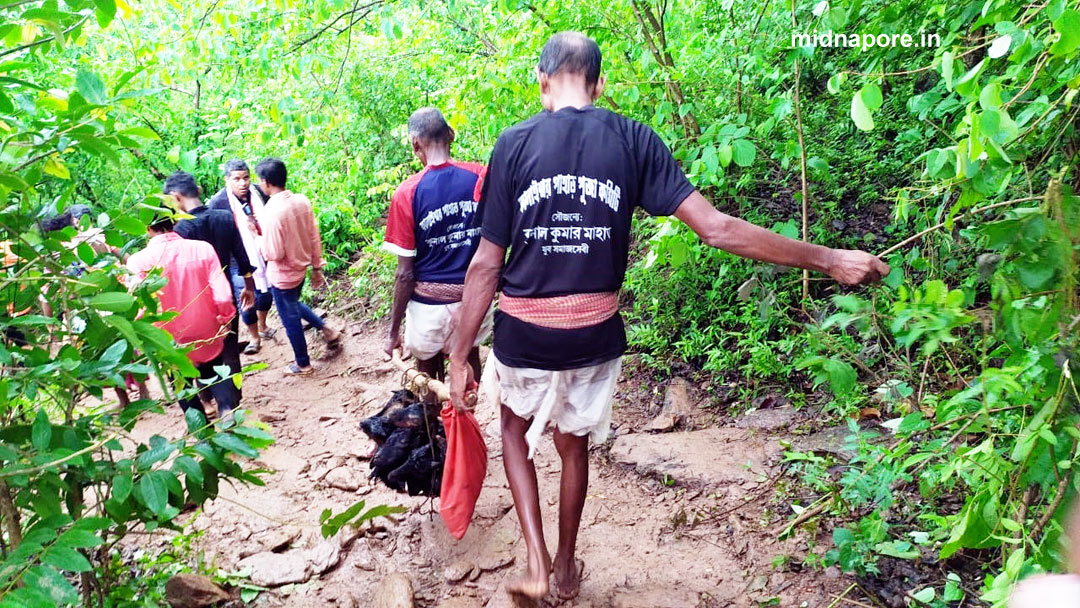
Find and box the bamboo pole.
[389,351,478,408]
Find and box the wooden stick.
[826,583,857,608]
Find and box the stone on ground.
[734,405,798,432]
[236,551,311,587]
[164,573,231,608]
[325,466,362,491]
[644,377,697,432]
[611,428,780,486]
[373,572,414,608]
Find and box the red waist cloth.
[414,282,464,303]
[499,292,618,329]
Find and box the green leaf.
[700,145,719,175]
[136,472,168,516]
[86,292,135,312]
[979,83,1002,110]
[100,339,127,365]
[717,144,732,168]
[859,84,883,111]
[43,156,70,180]
[22,566,78,604]
[31,409,51,451]
[112,473,133,501]
[823,358,857,395]
[173,455,204,485]
[75,69,106,105]
[954,59,985,97]
[120,127,160,140]
[941,51,954,91]
[179,149,198,172]
[1017,260,1054,289]
[1050,9,1080,55]
[41,546,92,572]
[988,35,1012,59]
[92,0,116,27]
[807,157,829,173]
[850,87,876,131]
[826,73,846,95]
[911,587,935,603]
[111,214,145,236]
[732,139,755,167]
[73,135,121,166]
[211,433,259,458]
[56,529,103,549]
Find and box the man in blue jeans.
[209,159,277,354]
[252,158,342,374]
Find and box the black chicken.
[362,389,446,497]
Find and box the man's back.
[479,106,693,370]
[480,106,693,298]
[174,206,249,273]
[260,191,323,289]
[385,161,486,285]
[127,233,234,363]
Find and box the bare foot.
[553,556,584,600]
[506,550,550,601]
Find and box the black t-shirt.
[479,105,695,370]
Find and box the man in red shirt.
[126,215,237,418]
[383,107,490,384]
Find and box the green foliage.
[0,2,278,604]
[1,0,1077,602]
[318,500,407,538]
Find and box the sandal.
[260,328,277,339]
[243,342,261,355]
[284,363,314,376]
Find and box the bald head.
[408,107,453,146]
[538,32,602,87]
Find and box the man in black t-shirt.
[449,32,890,601]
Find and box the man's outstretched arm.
[448,238,505,409]
[673,191,890,285]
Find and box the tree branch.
[876,196,1043,258]
[289,0,386,53]
[0,14,88,60]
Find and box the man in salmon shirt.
[126,214,238,418]
[253,157,342,375]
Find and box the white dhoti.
[481,351,622,459]
[403,300,493,361]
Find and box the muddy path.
[130,313,852,608]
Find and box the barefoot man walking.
[448,32,891,601]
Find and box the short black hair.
[408,107,453,145]
[537,31,602,86]
[223,159,250,176]
[149,216,175,233]
[255,158,287,188]
[41,210,74,232]
[163,171,200,199]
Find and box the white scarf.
[226,185,269,291]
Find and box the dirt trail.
[131,315,849,607]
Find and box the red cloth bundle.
[439,402,487,539]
